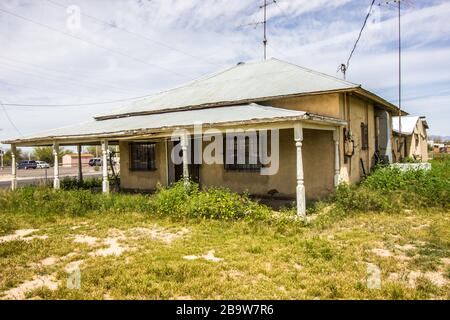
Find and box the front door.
[172,140,200,184]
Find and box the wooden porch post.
[180,134,189,184]
[333,128,341,187]
[77,144,83,183]
[294,123,306,216]
[52,141,60,189]
[11,144,17,190]
[101,140,109,193]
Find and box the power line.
[0,7,187,78]
[45,0,220,67]
[339,0,376,79]
[0,55,149,94]
[1,100,24,136]
[0,61,138,96]
[1,93,154,108]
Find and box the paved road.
[0,166,103,190]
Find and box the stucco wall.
[345,95,376,183]
[119,141,167,190]
[198,128,334,200]
[264,93,342,118]
[119,129,335,201]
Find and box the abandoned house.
[392,116,429,162]
[3,59,410,215]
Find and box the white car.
[36,161,50,169]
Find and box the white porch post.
[52,142,60,189]
[101,140,109,193]
[11,144,17,190]
[294,123,306,216]
[77,144,83,183]
[333,128,341,187]
[180,134,189,184]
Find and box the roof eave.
[2,113,346,146]
[354,87,408,115]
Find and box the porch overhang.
[2,103,347,147]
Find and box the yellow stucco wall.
[119,141,167,190]
[264,93,342,118]
[345,95,376,183]
[198,128,334,200]
[119,129,335,201]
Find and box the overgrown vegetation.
[332,159,449,214]
[0,159,448,300]
[0,181,273,235]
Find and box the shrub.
[187,187,271,220]
[57,176,104,190]
[151,181,271,221]
[333,159,450,213]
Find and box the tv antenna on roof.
[238,0,279,60]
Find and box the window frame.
[361,122,369,150]
[129,142,157,171]
[223,134,262,172]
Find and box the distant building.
[392,116,429,162]
[62,153,94,167]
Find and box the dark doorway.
[173,140,200,184]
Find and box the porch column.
[333,128,341,187]
[180,134,189,184]
[77,144,83,183]
[101,140,109,193]
[294,123,306,216]
[52,142,60,189]
[11,144,17,190]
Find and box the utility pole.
[397,0,402,141]
[263,0,267,60]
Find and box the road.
[0,166,103,189]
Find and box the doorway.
[169,139,200,184]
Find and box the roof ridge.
[269,58,360,87]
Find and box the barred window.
[130,142,156,171]
[224,134,261,171]
[361,123,369,150]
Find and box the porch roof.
[3,104,345,146]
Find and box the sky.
[1,0,450,151]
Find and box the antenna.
[380,0,405,154]
[239,0,278,60]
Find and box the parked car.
[36,161,50,169]
[17,160,37,169]
[89,158,102,166]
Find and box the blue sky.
[1,0,449,149]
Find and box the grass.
[0,161,449,300]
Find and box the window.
[361,123,369,150]
[129,142,156,171]
[224,134,261,171]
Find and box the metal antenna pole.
[398,0,402,139]
[263,0,267,60]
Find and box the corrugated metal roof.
[96,58,360,119]
[392,116,421,135]
[4,104,312,144]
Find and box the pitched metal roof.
[392,116,426,135]
[96,58,360,119]
[4,104,326,144]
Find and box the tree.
[2,148,24,166]
[33,147,70,165]
[85,146,100,157]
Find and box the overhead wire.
[45,0,220,67]
[0,7,187,78]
